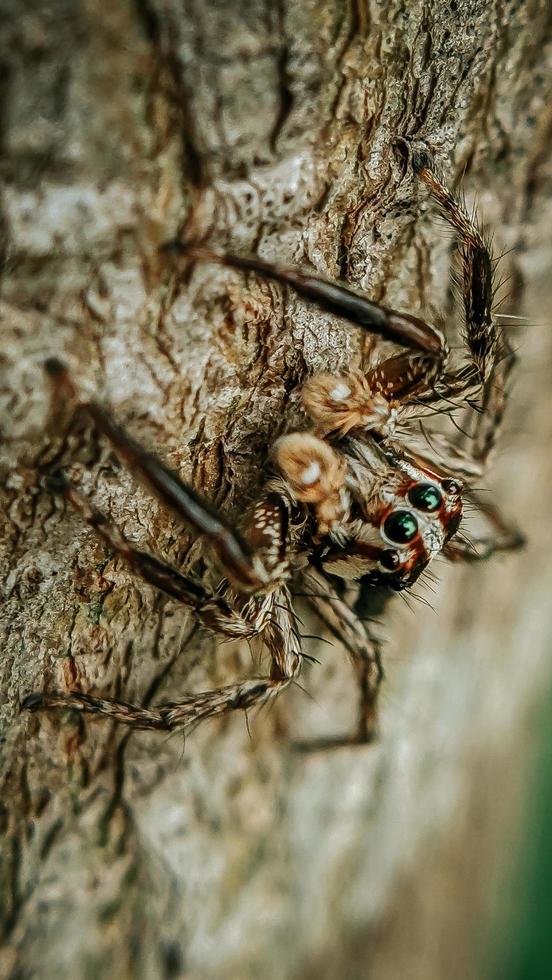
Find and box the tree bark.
[2,2,552,978]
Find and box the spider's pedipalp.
[273,432,348,535]
[302,370,395,437]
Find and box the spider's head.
[361,475,463,591]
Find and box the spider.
[22,150,523,746]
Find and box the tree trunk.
[2,2,552,978]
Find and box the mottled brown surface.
[1,2,552,978]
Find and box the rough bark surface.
[1,2,552,978]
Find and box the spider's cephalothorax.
[23,152,523,746]
[306,438,464,593]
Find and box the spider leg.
[23,589,303,732]
[403,153,520,527]
[416,324,516,476]
[444,490,525,562]
[44,358,269,593]
[174,245,447,361]
[414,150,499,387]
[412,152,517,444]
[161,586,303,731]
[457,340,516,472]
[298,569,383,745]
[28,364,308,734]
[40,472,266,637]
[393,436,485,481]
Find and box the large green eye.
[383,510,418,544]
[407,483,442,512]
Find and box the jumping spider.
[23,151,523,745]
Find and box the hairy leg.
[42,472,267,635]
[413,149,498,387]
[45,358,270,593]
[171,245,448,361]
[298,569,383,745]
[404,148,518,476]
[28,362,311,734]
[456,341,516,473]
[23,589,303,732]
[444,490,525,562]
[399,156,522,565]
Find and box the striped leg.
[297,569,383,747]
[23,589,302,732]
[44,358,270,593]
[444,491,525,562]
[172,246,448,360]
[42,472,253,636]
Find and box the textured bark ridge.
[2,2,552,978]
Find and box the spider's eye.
[407,482,442,512]
[380,548,401,570]
[382,510,418,544]
[442,478,462,496]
